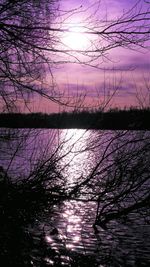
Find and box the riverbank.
[0,109,150,130]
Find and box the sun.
[62,25,89,51]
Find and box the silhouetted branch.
[0,0,149,110]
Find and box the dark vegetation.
[0,156,65,266]
[93,131,150,230]
[0,153,101,266]
[0,108,150,130]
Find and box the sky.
[28,0,150,113]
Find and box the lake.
[0,128,150,266]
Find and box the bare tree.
[0,0,149,111]
[135,73,150,109]
[85,0,150,56]
[0,0,62,111]
[66,130,150,229]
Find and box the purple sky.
[27,0,150,113]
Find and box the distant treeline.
[0,108,150,130]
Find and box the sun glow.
[62,25,89,51]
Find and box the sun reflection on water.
[44,257,54,265]
[59,129,92,188]
[40,129,98,264]
[45,235,53,243]
[56,130,97,252]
